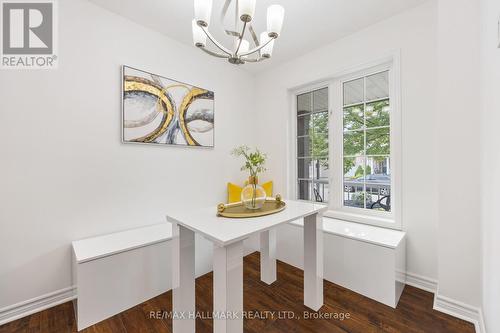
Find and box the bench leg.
[171,222,195,333]
[303,213,324,311]
[213,240,244,333]
[260,229,277,284]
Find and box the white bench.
[279,217,406,308]
[72,223,172,331]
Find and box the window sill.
[288,217,405,249]
[324,209,401,230]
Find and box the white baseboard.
[381,272,486,333]
[404,271,438,293]
[433,294,486,333]
[0,286,76,326]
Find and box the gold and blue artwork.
[122,65,214,147]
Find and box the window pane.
[313,88,328,112]
[311,133,328,159]
[343,130,364,156]
[296,87,329,203]
[297,136,311,157]
[297,92,312,116]
[365,100,390,128]
[366,71,389,101]
[343,78,364,106]
[346,191,369,209]
[311,111,328,134]
[343,156,366,181]
[366,185,391,211]
[298,180,312,200]
[312,158,329,180]
[343,157,365,208]
[343,104,364,131]
[364,156,391,211]
[366,156,391,177]
[366,127,390,155]
[313,181,329,203]
[366,182,391,211]
[297,158,312,179]
[297,114,311,136]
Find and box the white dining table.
[166,199,328,333]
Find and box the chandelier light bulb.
[259,32,274,58]
[238,0,256,22]
[194,0,212,26]
[267,4,284,38]
[192,20,207,47]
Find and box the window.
[292,59,400,228]
[296,87,329,202]
[342,71,391,212]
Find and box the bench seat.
[281,217,406,308]
[72,224,172,331]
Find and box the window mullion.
[363,76,367,209]
[310,90,314,202]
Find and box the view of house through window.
[342,71,391,212]
[296,87,329,202]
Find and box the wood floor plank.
[139,297,171,333]
[80,314,126,333]
[0,252,476,333]
[119,304,159,333]
[0,316,28,333]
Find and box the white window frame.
[289,53,402,230]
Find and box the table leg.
[303,213,324,311]
[260,229,277,284]
[213,241,244,333]
[171,222,196,333]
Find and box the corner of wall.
[433,292,486,333]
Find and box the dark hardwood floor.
[0,252,475,333]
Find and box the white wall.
[0,0,258,310]
[480,0,500,331]
[253,2,439,281]
[435,0,482,309]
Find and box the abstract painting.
[122,66,214,147]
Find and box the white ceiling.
[88,0,427,73]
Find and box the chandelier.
[192,0,285,65]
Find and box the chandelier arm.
[238,36,276,57]
[220,0,240,37]
[235,21,247,55]
[200,25,233,56]
[199,47,231,58]
[248,25,260,47]
[243,57,268,63]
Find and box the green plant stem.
[252,183,256,208]
[242,150,256,176]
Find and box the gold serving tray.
[217,195,286,218]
